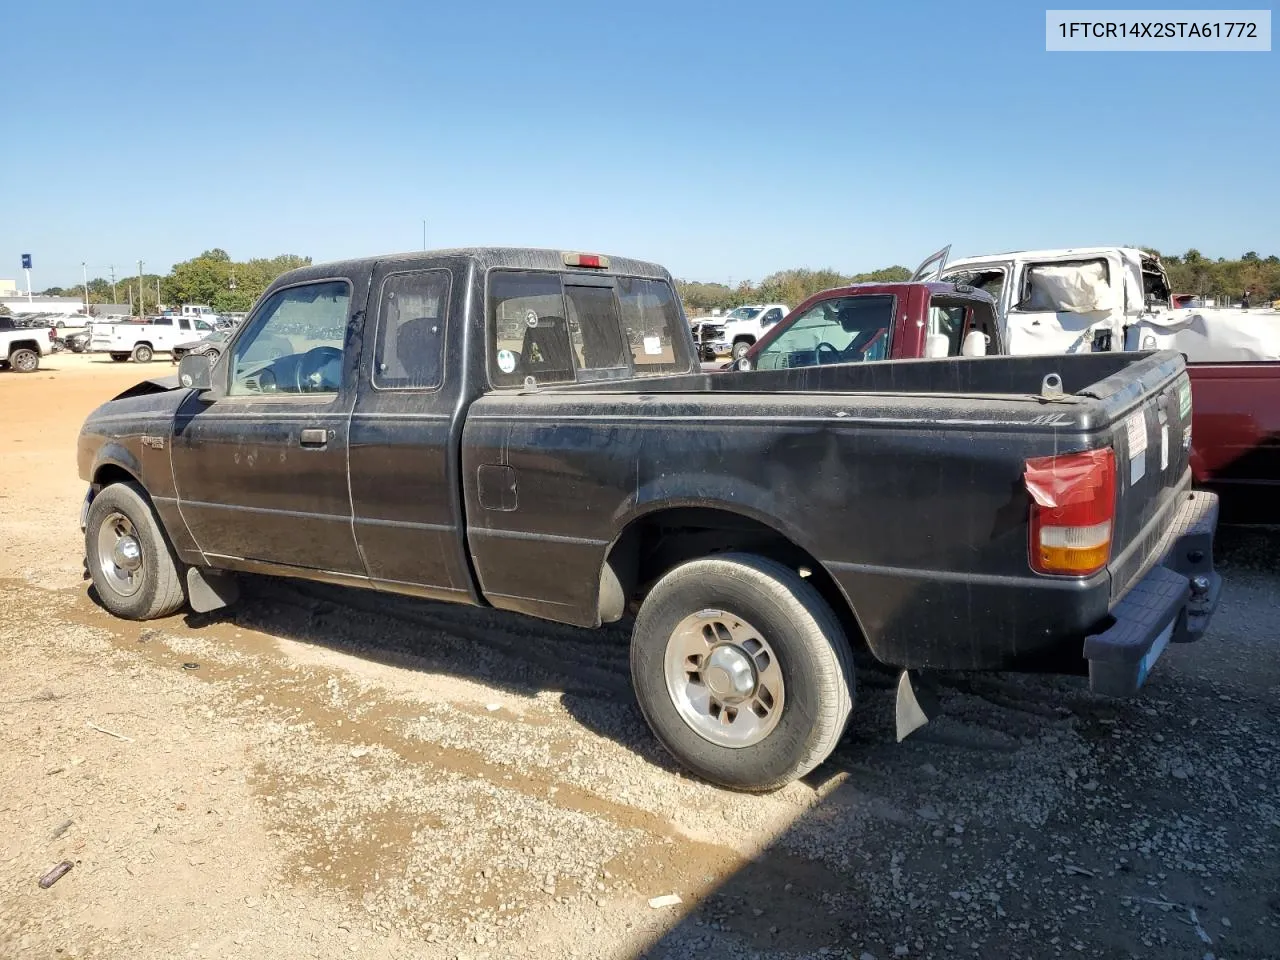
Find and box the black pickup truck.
[78,247,1221,791]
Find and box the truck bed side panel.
[462,391,1103,668]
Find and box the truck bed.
[463,350,1194,672]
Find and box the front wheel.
[8,348,39,373]
[85,482,187,620]
[732,340,753,361]
[630,553,854,791]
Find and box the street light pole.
[82,262,90,317]
[137,260,144,317]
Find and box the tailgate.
[1098,353,1195,603]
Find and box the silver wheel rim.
[96,511,144,598]
[664,609,785,748]
[13,351,36,371]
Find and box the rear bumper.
[1085,490,1221,696]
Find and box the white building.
[0,295,88,315]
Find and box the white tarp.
[1024,262,1116,314]
[1125,309,1280,363]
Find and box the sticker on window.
[524,309,538,329]
[1125,411,1147,485]
[496,349,517,374]
[643,336,663,356]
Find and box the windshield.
[724,306,762,322]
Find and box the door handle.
[299,428,329,447]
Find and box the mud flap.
[895,669,940,742]
[186,567,240,613]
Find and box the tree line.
[676,265,911,314]
[1156,249,1280,302]
[676,249,1280,314]
[39,249,311,315]
[34,246,1280,319]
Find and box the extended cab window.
[374,269,449,390]
[616,277,688,374]
[228,280,350,396]
[487,271,690,387]
[755,295,893,370]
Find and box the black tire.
[630,553,855,791]
[132,343,154,363]
[8,348,39,373]
[85,482,187,620]
[110,353,130,362]
[206,348,220,362]
[732,340,753,360]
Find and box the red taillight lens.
[1024,448,1116,576]
[48,328,57,341]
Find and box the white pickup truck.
[721,303,790,359]
[0,318,57,373]
[89,315,217,362]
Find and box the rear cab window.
[487,271,691,388]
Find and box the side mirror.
[735,357,752,371]
[178,352,214,393]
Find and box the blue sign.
[21,254,31,269]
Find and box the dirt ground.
[1,352,1277,960]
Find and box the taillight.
[48,328,56,341]
[1024,448,1116,576]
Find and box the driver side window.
[755,295,894,370]
[229,281,350,396]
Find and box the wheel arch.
[90,449,143,492]
[599,501,867,649]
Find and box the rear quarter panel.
[462,388,1120,669]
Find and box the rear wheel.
[630,553,855,791]
[9,348,39,373]
[85,482,187,620]
[132,343,154,363]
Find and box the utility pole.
[137,260,144,317]
[156,277,161,312]
[107,265,119,303]
[82,262,90,316]
[422,219,427,251]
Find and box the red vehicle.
[738,282,1279,521]
[734,281,1003,369]
[1185,364,1280,521]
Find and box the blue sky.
[2,0,1276,288]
